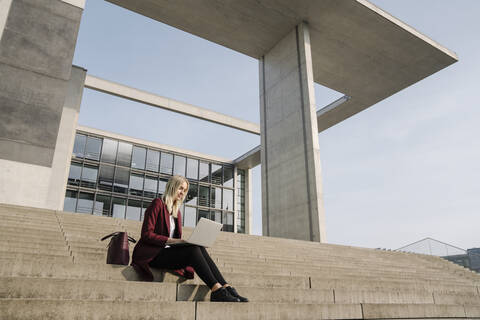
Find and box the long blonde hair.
[162,175,189,218]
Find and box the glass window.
[198,209,209,222]
[199,162,209,183]
[146,149,160,172]
[126,199,142,221]
[73,134,86,158]
[112,197,126,219]
[64,190,77,212]
[113,167,129,194]
[131,146,146,170]
[158,178,168,196]
[211,164,222,185]
[223,166,234,187]
[94,194,111,217]
[140,202,148,221]
[101,138,118,164]
[199,185,210,207]
[211,187,222,209]
[184,206,196,228]
[186,158,198,180]
[223,189,233,211]
[77,192,94,214]
[173,155,186,176]
[85,136,102,161]
[67,163,82,186]
[129,174,144,196]
[223,212,234,232]
[144,176,158,199]
[213,210,222,223]
[160,152,173,174]
[80,165,98,188]
[98,164,114,191]
[116,142,132,167]
[186,183,198,206]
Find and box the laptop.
[170,218,223,248]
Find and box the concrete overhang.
[107,0,458,132]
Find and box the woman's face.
[175,181,188,202]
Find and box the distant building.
[396,238,479,273]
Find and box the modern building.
[396,238,480,273]
[64,126,246,233]
[0,0,457,242]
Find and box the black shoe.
[210,287,240,302]
[226,286,249,302]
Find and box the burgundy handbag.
[100,232,136,265]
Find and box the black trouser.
[149,245,226,289]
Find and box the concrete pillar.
[0,0,83,209]
[259,22,326,242]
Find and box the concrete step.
[0,299,195,320]
[0,276,177,302]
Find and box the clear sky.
[73,0,479,251]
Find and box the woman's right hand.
[166,238,186,245]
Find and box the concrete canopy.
[107,0,457,131]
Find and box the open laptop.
[170,218,223,248]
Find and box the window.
[126,199,142,221]
[113,167,129,194]
[98,164,114,191]
[223,189,233,211]
[173,155,186,176]
[101,138,118,164]
[85,136,102,161]
[184,206,196,228]
[211,187,222,209]
[186,158,198,180]
[73,134,86,158]
[158,178,168,196]
[144,176,157,199]
[146,149,160,172]
[67,163,82,186]
[94,194,111,216]
[186,183,198,205]
[160,152,173,174]
[81,165,98,188]
[199,161,209,183]
[129,174,144,196]
[77,192,94,214]
[64,190,77,212]
[223,166,234,187]
[223,212,234,232]
[199,185,210,207]
[211,164,222,185]
[131,146,146,170]
[112,197,126,219]
[198,209,209,221]
[213,210,222,223]
[117,142,132,167]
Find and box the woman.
[131,175,248,302]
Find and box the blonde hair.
[162,175,189,218]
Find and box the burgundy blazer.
[131,198,194,281]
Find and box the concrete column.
[259,22,326,242]
[0,0,83,209]
[244,168,253,235]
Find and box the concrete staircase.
[1,203,479,319]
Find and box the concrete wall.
[0,66,87,210]
[0,0,82,167]
[259,23,326,242]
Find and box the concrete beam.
[84,75,261,135]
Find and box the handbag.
[100,232,136,265]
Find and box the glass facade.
[65,132,243,233]
[236,169,246,233]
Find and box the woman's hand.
[166,238,186,245]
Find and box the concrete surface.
[106,0,457,133]
[84,74,260,135]
[260,23,326,242]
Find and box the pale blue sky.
[73,0,479,250]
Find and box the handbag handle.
[100,232,136,243]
